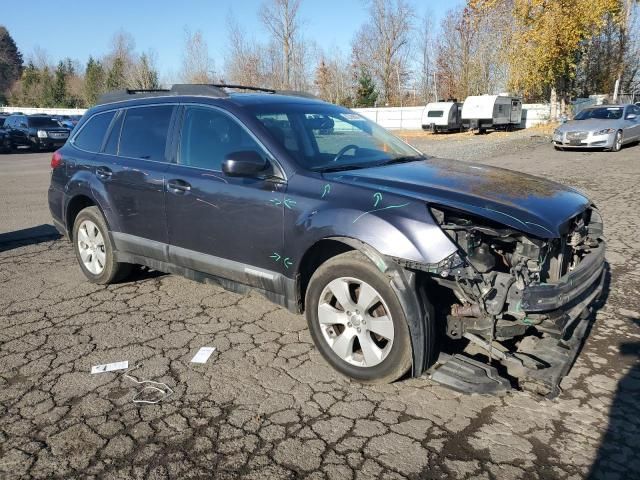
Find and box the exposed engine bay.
[399,205,606,397]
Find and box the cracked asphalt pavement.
[1,135,639,479]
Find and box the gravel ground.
[1,133,639,480]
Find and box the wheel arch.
[296,236,434,377]
[65,193,114,243]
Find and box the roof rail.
[169,84,229,97]
[97,83,317,105]
[212,83,317,99]
[212,83,276,94]
[276,89,318,99]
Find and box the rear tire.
[72,206,132,284]
[305,251,413,384]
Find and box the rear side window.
[427,110,444,118]
[119,105,173,161]
[103,111,124,155]
[73,111,115,152]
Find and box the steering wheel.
[332,144,359,162]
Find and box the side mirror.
[626,113,637,120]
[222,150,269,177]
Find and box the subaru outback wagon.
[48,84,606,397]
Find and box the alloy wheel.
[77,220,106,275]
[317,277,394,367]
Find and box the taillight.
[51,150,63,169]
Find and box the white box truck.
[461,95,522,133]
[421,102,463,133]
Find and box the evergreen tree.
[355,68,378,107]
[106,57,126,90]
[51,61,69,107]
[84,56,105,105]
[39,67,55,107]
[0,26,23,103]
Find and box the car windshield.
[247,103,423,171]
[574,107,623,120]
[28,117,61,128]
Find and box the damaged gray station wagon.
[49,84,606,397]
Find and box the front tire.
[305,251,413,384]
[73,206,132,284]
[610,130,623,152]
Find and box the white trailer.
[421,102,463,133]
[461,95,522,133]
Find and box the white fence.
[2,103,554,130]
[0,106,87,115]
[352,106,425,130]
[354,104,552,130]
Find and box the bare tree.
[435,8,476,101]
[352,0,414,105]
[225,14,269,87]
[130,51,159,89]
[260,0,302,89]
[181,29,215,84]
[415,11,437,103]
[315,48,353,105]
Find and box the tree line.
[0,0,638,112]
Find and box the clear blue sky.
[3,0,461,80]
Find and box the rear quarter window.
[427,110,444,118]
[73,111,116,152]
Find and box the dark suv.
[5,114,71,151]
[48,84,606,396]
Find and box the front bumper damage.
[417,207,607,397]
[429,248,606,397]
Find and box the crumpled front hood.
[325,157,590,238]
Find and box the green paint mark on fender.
[321,184,331,198]
[283,198,297,209]
[373,192,382,207]
[270,253,281,261]
[283,257,293,269]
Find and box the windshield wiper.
[317,164,372,173]
[379,155,425,166]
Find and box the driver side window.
[179,106,266,171]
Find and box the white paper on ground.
[91,360,129,374]
[191,347,216,364]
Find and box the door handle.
[167,179,192,194]
[96,166,112,179]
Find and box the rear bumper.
[48,186,67,237]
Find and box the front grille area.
[48,132,68,139]
[566,131,588,141]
